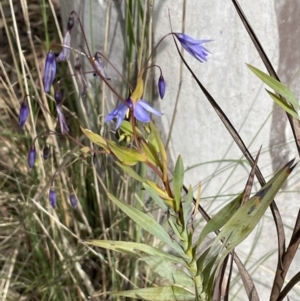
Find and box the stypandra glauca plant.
[18,7,300,301]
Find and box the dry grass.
[0,0,154,300]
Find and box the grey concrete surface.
[61,0,300,300]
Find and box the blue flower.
[69,193,78,208]
[67,15,74,31]
[43,145,51,160]
[49,187,57,209]
[19,101,29,128]
[105,98,163,129]
[175,33,211,62]
[43,51,57,93]
[28,146,36,169]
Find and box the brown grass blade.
[241,146,261,206]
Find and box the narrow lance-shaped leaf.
[247,64,299,108]
[267,90,299,120]
[91,285,195,301]
[116,162,144,182]
[150,121,168,182]
[141,140,162,169]
[145,179,174,201]
[173,155,184,212]
[140,255,194,287]
[211,159,296,273]
[143,183,168,211]
[107,140,147,166]
[119,120,143,138]
[195,192,243,251]
[80,127,109,151]
[86,240,187,266]
[182,185,194,230]
[131,76,144,104]
[107,193,187,257]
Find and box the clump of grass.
[0,0,155,300]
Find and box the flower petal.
[175,33,212,62]
[105,100,131,129]
[56,104,69,134]
[43,51,56,93]
[134,102,150,123]
[138,100,163,117]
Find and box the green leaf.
[120,120,143,138]
[141,140,162,168]
[212,159,296,269]
[145,179,174,201]
[150,121,168,181]
[195,192,243,250]
[140,255,194,287]
[80,127,109,151]
[168,212,185,241]
[174,155,184,212]
[86,240,186,265]
[267,90,299,120]
[107,140,147,166]
[107,193,187,257]
[116,162,144,182]
[92,286,195,300]
[182,185,194,230]
[247,64,299,108]
[143,183,168,211]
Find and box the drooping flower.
[93,54,111,80]
[43,145,51,160]
[43,51,57,93]
[54,90,69,134]
[158,75,166,99]
[56,105,69,134]
[28,145,37,169]
[54,89,63,105]
[19,101,29,128]
[49,187,57,209]
[57,31,71,61]
[174,33,211,62]
[69,193,78,209]
[105,98,163,129]
[67,15,75,31]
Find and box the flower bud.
[54,89,63,105]
[43,51,56,93]
[158,75,166,99]
[28,146,36,169]
[67,15,75,31]
[69,193,78,209]
[49,187,57,209]
[43,145,51,160]
[19,101,29,128]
